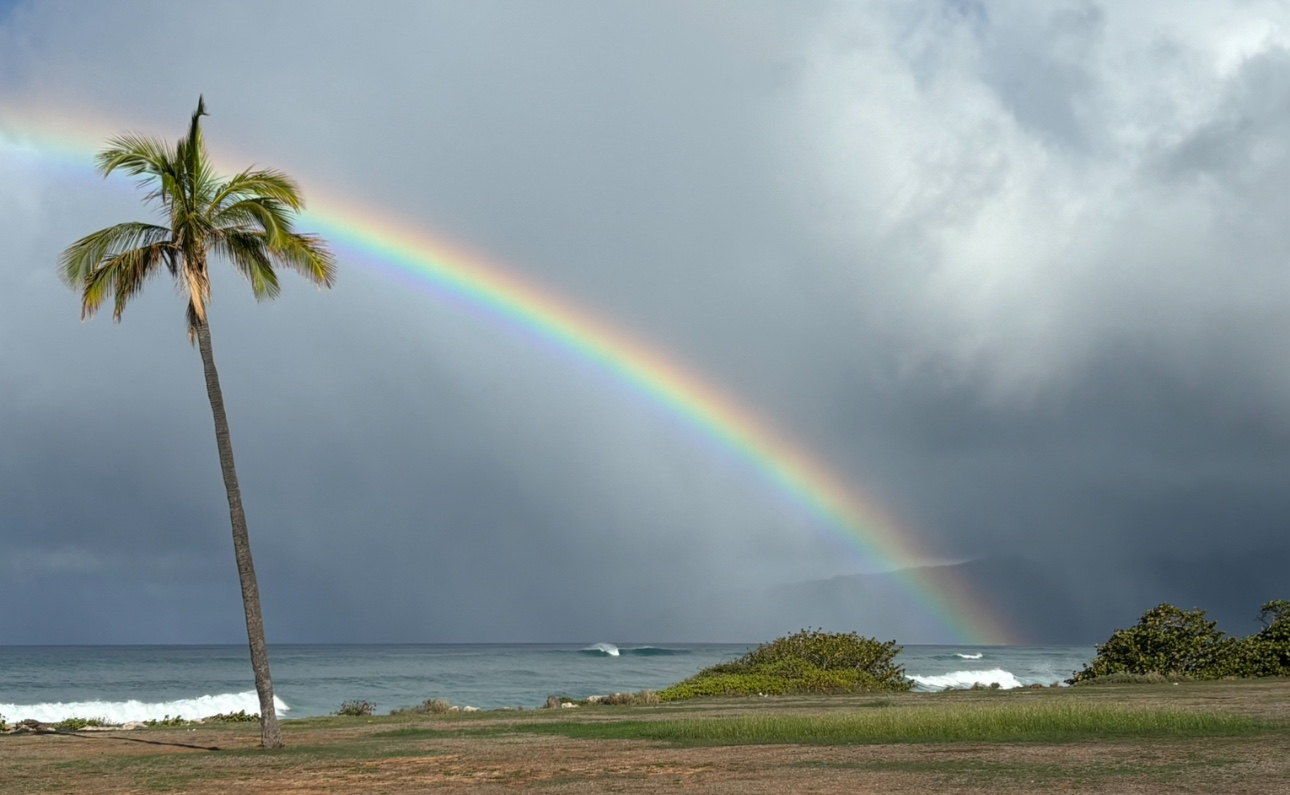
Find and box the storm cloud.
[2,0,1288,644]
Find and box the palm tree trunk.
[195,319,284,749]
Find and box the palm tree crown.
[60,96,335,333]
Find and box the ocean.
[0,643,1094,724]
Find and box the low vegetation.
[1070,600,1290,683]
[146,715,196,727]
[336,700,377,717]
[513,700,1270,746]
[659,628,911,700]
[54,718,107,731]
[389,698,455,715]
[136,712,260,727]
[204,710,260,723]
[592,690,661,706]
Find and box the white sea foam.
[908,668,1024,691]
[955,653,984,660]
[585,643,620,656]
[1,691,289,725]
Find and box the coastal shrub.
[204,710,258,723]
[391,699,454,715]
[1069,604,1238,684]
[600,690,660,706]
[336,700,377,717]
[1237,600,1290,677]
[56,717,107,731]
[584,691,661,706]
[659,628,912,701]
[1070,601,1290,684]
[143,715,195,727]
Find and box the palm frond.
[96,133,174,180]
[213,231,282,301]
[213,198,293,244]
[267,232,337,288]
[77,241,172,321]
[59,222,173,288]
[212,169,305,213]
[175,100,219,217]
[187,96,207,169]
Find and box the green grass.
[498,701,1276,746]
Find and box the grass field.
[3,679,1288,794]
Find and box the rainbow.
[1,105,1013,645]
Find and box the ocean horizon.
[0,643,1094,723]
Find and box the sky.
[1,0,1288,645]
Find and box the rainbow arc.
[0,106,1013,644]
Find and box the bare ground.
[4,680,1288,794]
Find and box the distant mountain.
[637,546,1290,645]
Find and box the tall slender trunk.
[195,319,283,749]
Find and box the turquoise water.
[0,643,1093,722]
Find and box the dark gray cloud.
[2,1,1288,644]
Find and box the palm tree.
[59,98,335,748]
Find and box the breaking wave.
[908,668,1025,691]
[622,646,689,656]
[956,653,984,660]
[1,691,289,725]
[578,644,689,657]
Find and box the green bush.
[1237,600,1290,677]
[659,628,912,701]
[143,715,195,727]
[583,691,660,706]
[1070,601,1290,684]
[600,690,660,706]
[56,717,108,730]
[390,699,455,715]
[203,710,259,723]
[336,700,377,717]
